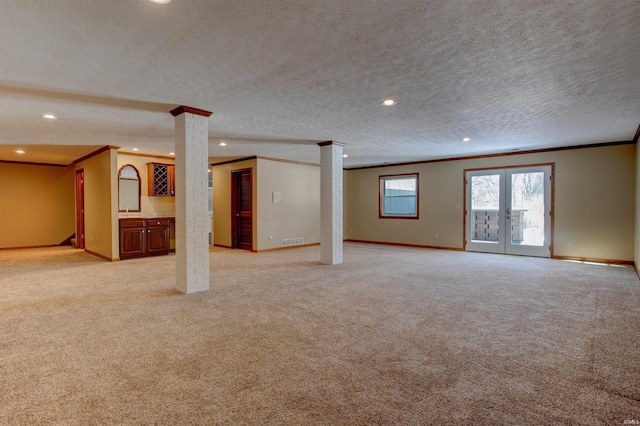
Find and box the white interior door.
[466,166,551,257]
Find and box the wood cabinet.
[120,219,146,258]
[119,218,171,259]
[148,163,175,196]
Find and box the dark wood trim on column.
[633,123,640,144]
[170,105,213,117]
[317,141,346,147]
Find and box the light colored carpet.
[0,243,639,425]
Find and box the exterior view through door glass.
[467,170,505,254]
[466,165,552,257]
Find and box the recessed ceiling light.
[149,0,171,4]
[343,154,348,158]
[16,150,25,154]
[42,114,57,120]
[132,148,139,151]
[381,99,396,106]
[169,152,175,156]
[219,142,227,146]
[462,137,471,142]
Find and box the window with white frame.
[379,174,419,218]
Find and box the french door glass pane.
[510,172,544,246]
[471,174,500,242]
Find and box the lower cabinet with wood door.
[119,218,171,259]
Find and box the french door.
[465,165,552,257]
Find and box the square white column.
[171,106,212,294]
[318,141,345,265]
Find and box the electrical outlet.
[567,240,573,248]
[89,237,93,242]
[269,236,273,240]
[435,233,439,239]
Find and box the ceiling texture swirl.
[1,0,638,167]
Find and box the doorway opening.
[231,168,253,251]
[465,164,553,257]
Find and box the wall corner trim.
[213,244,233,249]
[318,141,346,147]
[345,140,634,171]
[344,239,464,251]
[211,156,257,167]
[118,151,176,161]
[256,242,320,253]
[170,105,213,117]
[0,159,68,168]
[72,145,120,165]
[256,156,320,167]
[551,255,633,266]
[0,244,58,251]
[84,249,118,262]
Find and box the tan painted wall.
[0,162,75,248]
[117,154,175,214]
[75,148,119,260]
[212,159,257,249]
[345,144,636,261]
[256,159,320,251]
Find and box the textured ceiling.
[0,0,638,167]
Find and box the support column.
[318,141,345,265]
[170,106,212,294]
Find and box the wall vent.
[282,237,304,246]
